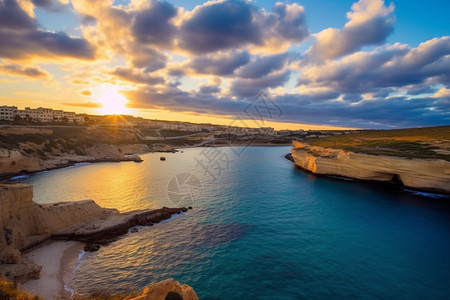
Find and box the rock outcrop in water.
[291,141,450,193]
[128,278,198,300]
[0,183,188,283]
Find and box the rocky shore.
[0,183,189,285]
[0,144,146,180]
[291,141,450,194]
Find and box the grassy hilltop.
[305,126,450,161]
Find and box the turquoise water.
[17,146,450,299]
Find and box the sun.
[99,90,131,115]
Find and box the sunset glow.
[99,90,131,115]
[0,0,449,128]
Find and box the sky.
[0,0,449,130]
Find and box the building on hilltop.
[0,105,17,121]
[0,105,86,124]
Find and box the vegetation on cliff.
[0,279,40,300]
[305,126,450,161]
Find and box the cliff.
[0,126,149,178]
[0,144,147,178]
[0,183,188,284]
[291,141,450,194]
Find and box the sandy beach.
[22,241,85,300]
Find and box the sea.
[12,146,450,299]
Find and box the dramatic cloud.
[237,53,290,79]
[130,47,167,71]
[188,51,250,76]
[306,0,395,61]
[0,0,95,60]
[0,63,50,79]
[179,0,308,54]
[132,1,178,47]
[1,0,449,129]
[125,86,449,128]
[230,70,291,97]
[111,67,165,85]
[299,37,450,94]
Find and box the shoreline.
[22,241,85,300]
[2,144,292,181]
[289,158,450,197]
[0,156,145,182]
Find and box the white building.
[16,107,53,122]
[53,110,64,122]
[0,105,17,121]
[63,111,76,123]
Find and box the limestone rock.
[291,142,450,193]
[0,183,116,263]
[2,249,21,264]
[0,256,42,284]
[127,278,198,300]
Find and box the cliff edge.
[0,183,188,284]
[291,141,450,194]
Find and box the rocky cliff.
[0,183,188,284]
[291,141,450,193]
[0,126,150,178]
[0,144,147,178]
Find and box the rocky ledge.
[0,183,189,284]
[0,277,199,300]
[291,141,450,194]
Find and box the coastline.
[290,143,450,196]
[2,144,292,181]
[22,241,85,300]
[0,155,145,182]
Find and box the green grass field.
[304,126,450,161]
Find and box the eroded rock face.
[0,183,116,260]
[0,183,189,284]
[291,142,450,193]
[0,183,116,282]
[127,278,198,300]
[0,143,149,178]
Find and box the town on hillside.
[0,105,358,145]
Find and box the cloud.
[130,47,167,71]
[132,0,178,47]
[299,37,450,94]
[306,0,395,61]
[81,90,91,96]
[187,51,250,76]
[199,84,221,94]
[31,0,66,12]
[237,53,290,79]
[125,86,449,128]
[179,0,308,54]
[72,79,90,85]
[0,0,36,30]
[0,0,95,60]
[111,67,165,85]
[230,70,291,97]
[434,87,450,99]
[62,101,102,108]
[0,63,50,79]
